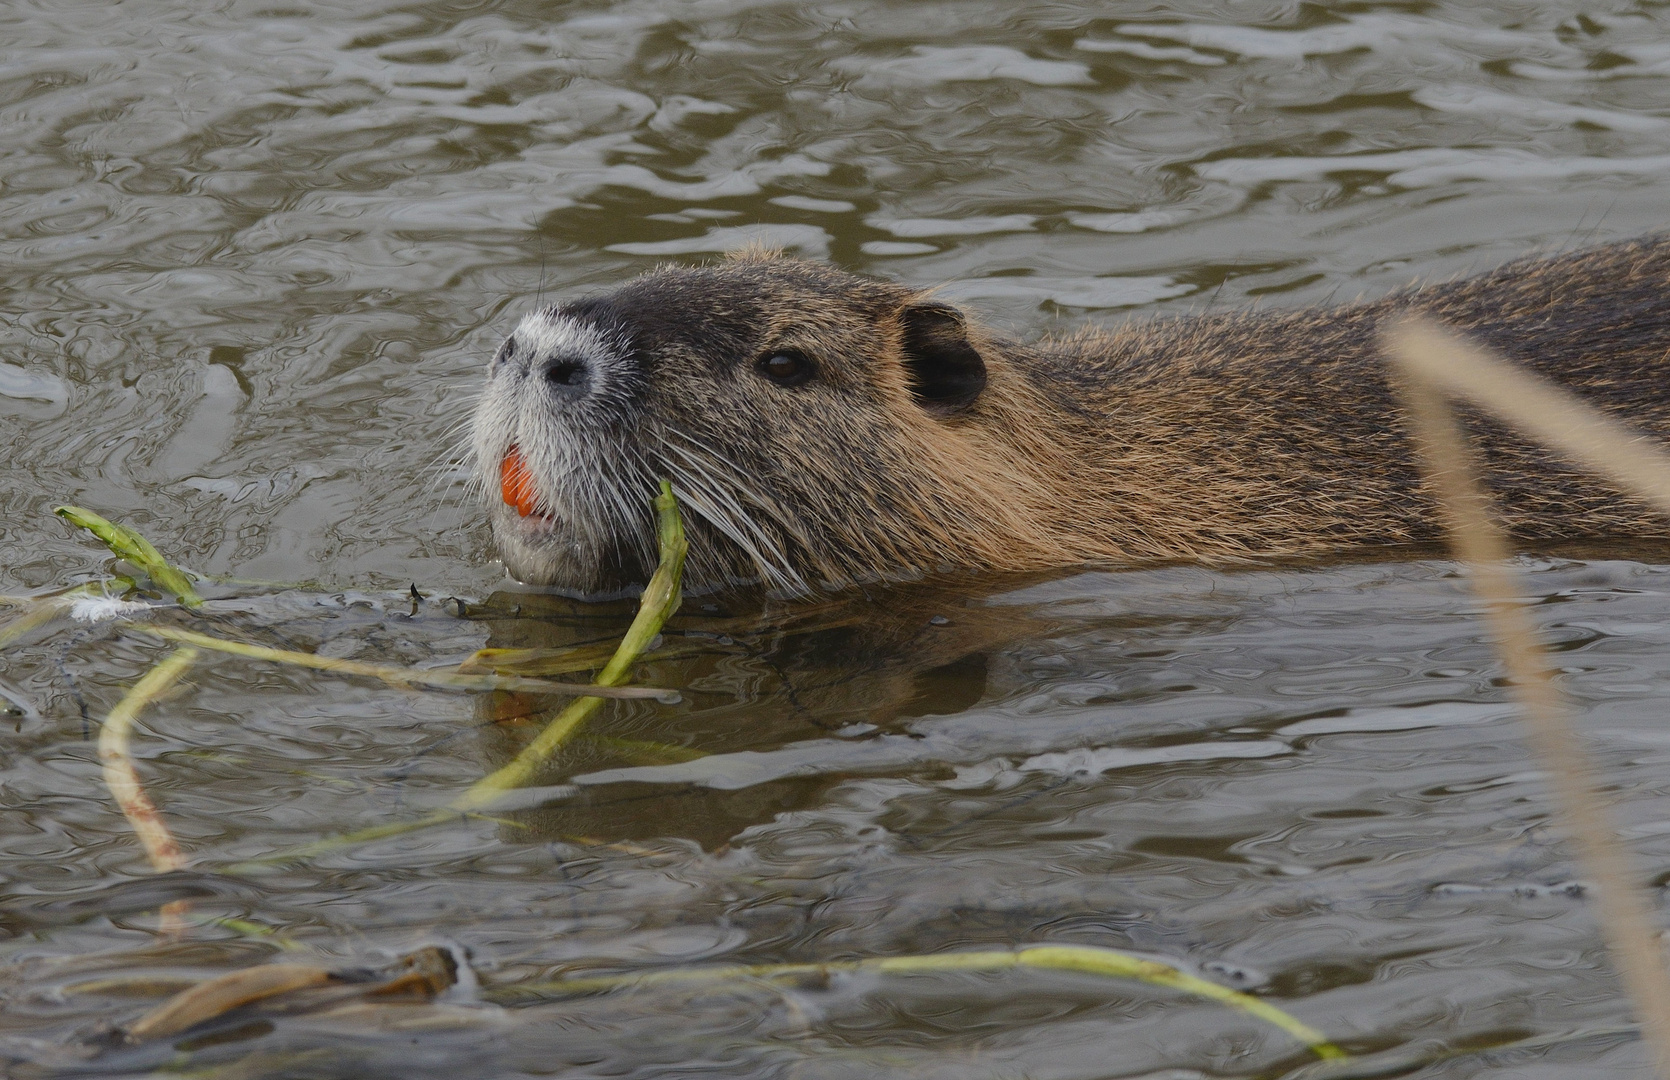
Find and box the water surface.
[7,1,1670,1075]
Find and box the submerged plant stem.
[0,595,75,651]
[1387,319,1670,1079]
[226,810,511,869]
[1279,1023,1639,1080]
[100,646,199,872]
[490,945,1345,1061]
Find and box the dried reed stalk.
[1388,323,1670,516]
[1385,319,1670,1078]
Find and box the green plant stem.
[56,506,202,608]
[233,482,685,866]
[132,625,669,701]
[488,945,1345,1061]
[452,480,685,813]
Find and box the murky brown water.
[7,1,1670,1075]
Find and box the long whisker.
[652,433,809,594]
[658,429,818,549]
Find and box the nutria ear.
[899,301,987,416]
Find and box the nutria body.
[471,237,1670,596]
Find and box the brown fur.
[474,237,1670,596]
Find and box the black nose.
[542,355,591,399]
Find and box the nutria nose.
[541,355,591,399]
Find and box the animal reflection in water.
[465,577,1054,849]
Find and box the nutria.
[470,237,1670,597]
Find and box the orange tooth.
[500,445,543,518]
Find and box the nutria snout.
[472,239,1670,597]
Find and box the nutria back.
[471,237,1670,596]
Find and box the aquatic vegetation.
[55,506,202,610]
[34,482,1349,1072]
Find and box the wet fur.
[473,237,1670,596]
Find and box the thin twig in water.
[1386,318,1670,1079]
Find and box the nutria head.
[470,255,1065,597]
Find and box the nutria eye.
[758,350,813,387]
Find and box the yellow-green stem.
[232,483,685,866]
[452,480,686,812]
[56,506,202,608]
[490,945,1345,1060]
[132,625,668,701]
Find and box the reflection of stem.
[488,945,1345,1061]
[132,625,669,701]
[1387,319,1670,1080]
[157,899,193,941]
[100,646,198,873]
